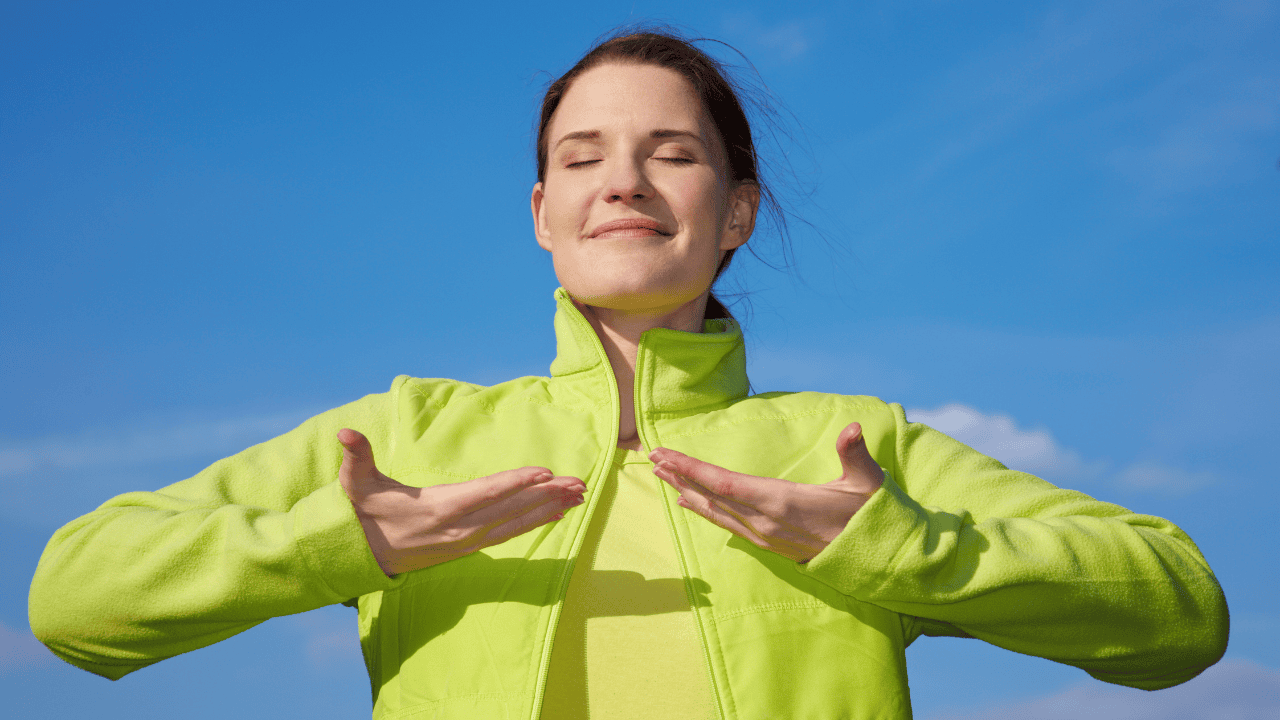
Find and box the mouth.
[589,218,673,238]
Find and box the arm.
[27,380,408,680]
[800,403,1229,690]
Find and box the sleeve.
[797,402,1229,691]
[27,377,414,680]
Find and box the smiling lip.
[589,218,672,238]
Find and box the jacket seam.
[402,378,484,411]
[394,464,489,480]
[661,408,872,440]
[713,600,833,621]
[469,395,602,415]
[393,572,558,591]
[386,691,529,718]
[650,401,885,422]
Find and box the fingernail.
[534,471,553,482]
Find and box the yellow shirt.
[540,449,717,719]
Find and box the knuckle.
[717,475,735,496]
[439,526,473,548]
[757,518,783,537]
[774,500,799,522]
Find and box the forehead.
[549,62,708,139]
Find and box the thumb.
[337,428,381,492]
[834,422,884,493]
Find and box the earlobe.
[531,182,553,252]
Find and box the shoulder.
[741,390,899,416]
[714,390,902,432]
[664,390,903,449]
[392,373,562,416]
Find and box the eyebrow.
[552,128,706,151]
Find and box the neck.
[574,294,710,450]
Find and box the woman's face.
[532,62,756,316]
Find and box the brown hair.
[535,28,783,322]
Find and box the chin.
[566,281,702,313]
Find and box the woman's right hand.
[336,428,587,577]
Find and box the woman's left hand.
[649,422,885,564]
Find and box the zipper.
[635,333,728,720]
[530,300,727,719]
[528,303,622,720]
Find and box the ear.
[720,181,760,252]
[531,182,553,252]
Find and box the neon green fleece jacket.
[30,288,1228,720]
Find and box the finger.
[672,487,766,545]
[653,459,834,547]
[337,427,374,460]
[442,472,584,533]
[653,461,757,518]
[651,457,802,527]
[337,428,379,490]
[671,489,813,561]
[477,486,586,546]
[454,466,559,511]
[648,449,776,507]
[652,462,812,550]
[834,422,885,492]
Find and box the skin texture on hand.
[649,422,885,564]
[336,429,587,576]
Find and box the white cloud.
[907,404,1218,493]
[284,605,363,669]
[907,403,1095,478]
[922,658,1280,720]
[0,621,55,670]
[0,407,327,529]
[0,408,318,479]
[305,629,361,668]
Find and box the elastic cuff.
[797,469,929,599]
[293,481,404,600]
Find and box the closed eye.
[566,160,600,168]
[656,157,695,164]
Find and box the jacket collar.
[548,287,749,415]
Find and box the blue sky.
[3,0,1278,717]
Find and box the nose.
[603,157,654,204]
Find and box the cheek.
[544,177,593,233]
[669,174,726,230]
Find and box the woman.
[30,30,1228,720]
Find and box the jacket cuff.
[797,470,929,599]
[293,481,403,600]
